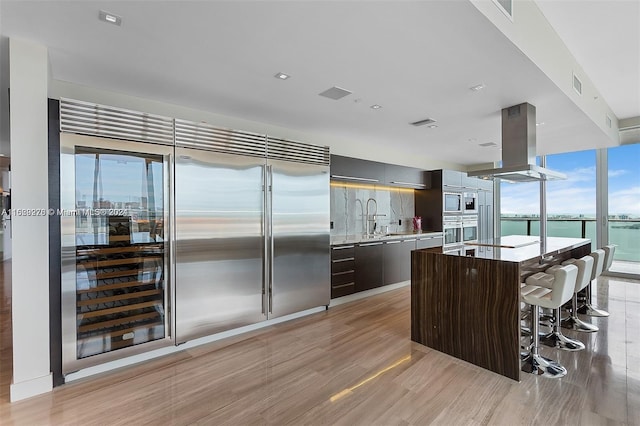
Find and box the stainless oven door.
[443,219,462,247]
[462,218,478,243]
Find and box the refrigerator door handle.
[267,164,274,315]
[262,163,268,315]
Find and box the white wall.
[0,36,10,156]
[9,38,52,401]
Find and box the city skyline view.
[500,144,640,217]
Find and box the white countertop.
[331,231,442,246]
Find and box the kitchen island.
[411,235,591,381]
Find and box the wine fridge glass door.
[61,133,173,373]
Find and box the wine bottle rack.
[75,241,166,359]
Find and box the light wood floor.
[1,260,639,425]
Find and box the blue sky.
[501,143,640,216]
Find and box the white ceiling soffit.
[535,0,640,121]
[0,1,618,167]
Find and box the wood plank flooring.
[1,259,639,425]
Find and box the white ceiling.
[0,0,632,167]
[535,0,640,121]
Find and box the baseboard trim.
[329,281,410,307]
[10,373,53,402]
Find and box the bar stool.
[560,255,598,332]
[578,249,609,317]
[533,263,586,351]
[521,264,578,378]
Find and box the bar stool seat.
[521,264,578,378]
[560,255,598,332]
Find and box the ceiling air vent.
[410,118,436,127]
[319,86,352,100]
[573,73,583,95]
[479,142,498,147]
[493,0,513,18]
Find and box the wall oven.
[443,216,462,248]
[443,192,462,214]
[463,192,478,214]
[462,215,478,244]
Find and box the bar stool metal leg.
[541,307,585,351]
[577,284,609,317]
[521,304,568,378]
[561,293,598,332]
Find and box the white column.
[9,38,52,401]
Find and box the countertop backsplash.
[330,184,415,237]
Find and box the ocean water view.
[501,217,640,262]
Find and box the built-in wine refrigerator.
[60,99,174,373]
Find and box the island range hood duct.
[468,103,566,182]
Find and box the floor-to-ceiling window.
[499,144,639,278]
[607,143,640,275]
[500,149,596,243]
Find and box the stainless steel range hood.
[468,103,566,182]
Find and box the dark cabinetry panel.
[383,239,415,284]
[331,245,356,298]
[330,155,385,184]
[355,242,384,292]
[384,164,430,189]
[416,236,443,250]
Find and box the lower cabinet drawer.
[331,281,355,298]
[331,258,355,274]
[331,269,355,298]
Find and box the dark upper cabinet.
[384,164,430,189]
[330,155,385,184]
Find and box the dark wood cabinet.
[384,164,430,189]
[355,242,384,292]
[383,239,416,285]
[416,235,443,250]
[330,154,385,184]
[331,245,356,298]
[331,234,442,299]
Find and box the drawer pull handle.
[332,282,355,289]
[332,257,355,263]
[332,270,355,276]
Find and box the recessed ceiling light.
[427,124,438,129]
[274,72,290,80]
[370,104,382,110]
[469,84,485,92]
[536,122,545,126]
[99,10,122,26]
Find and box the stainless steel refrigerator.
[174,120,330,343]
